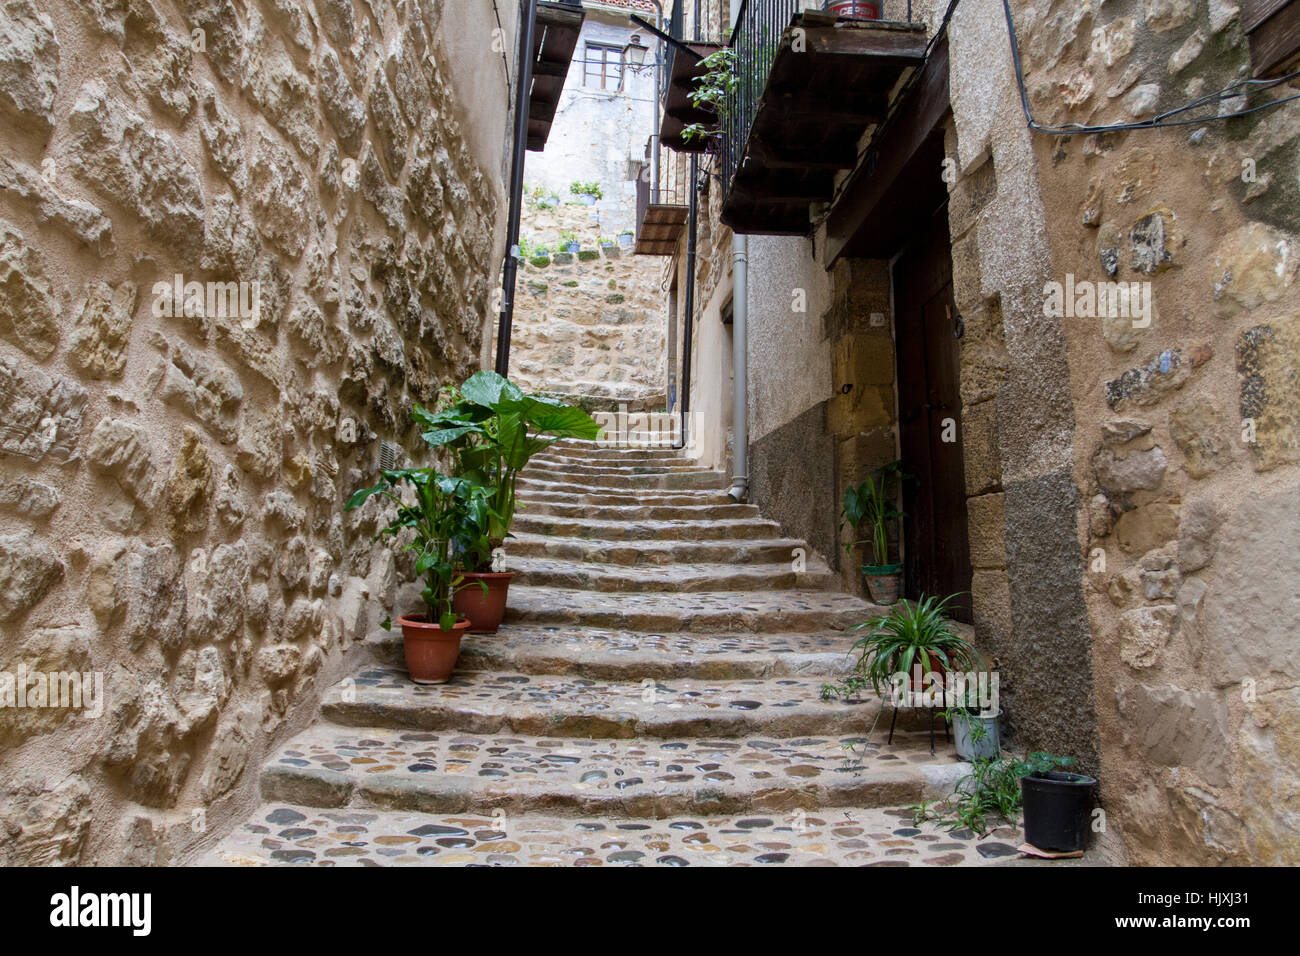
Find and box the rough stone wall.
[0,0,504,864]
[511,201,666,409]
[989,0,1300,865]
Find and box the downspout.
[727,0,748,502]
[494,0,539,377]
[680,153,697,449]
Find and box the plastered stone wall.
[0,0,505,864]
[955,0,1300,864]
[511,201,666,409]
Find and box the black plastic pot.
[1020,771,1098,852]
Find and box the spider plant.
[842,593,977,699]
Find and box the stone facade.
[511,167,667,410]
[0,0,507,864]
[674,0,1300,865]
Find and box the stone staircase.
[205,440,1025,866]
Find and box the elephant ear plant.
[414,370,604,632]
[345,466,492,683]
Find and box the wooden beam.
[825,36,952,265]
[1245,0,1300,76]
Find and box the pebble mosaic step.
[505,555,834,593]
[255,725,967,817]
[511,512,780,539]
[505,532,809,566]
[502,585,881,633]
[406,625,861,679]
[320,665,879,739]
[205,805,1027,867]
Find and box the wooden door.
[892,210,972,622]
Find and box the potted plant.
[1018,752,1098,853]
[570,181,602,205]
[559,230,581,253]
[841,461,909,604]
[945,705,1004,761]
[617,229,634,250]
[345,466,492,683]
[845,594,976,700]
[416,371,604,632]
[680,48,737,149]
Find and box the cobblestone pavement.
[208,439,1028,866]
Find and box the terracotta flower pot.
[398,614,470,684]
[452,572,515,633]
[863,565,903,605]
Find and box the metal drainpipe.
[494,0,539,377]
[728,0,748,502]
[679,153,697,449]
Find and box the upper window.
[584,42,624,90]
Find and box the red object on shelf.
[828,1,882,19]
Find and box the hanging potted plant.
[559,229,581,253]
[416,371,604,632]
[617,229,634,250]
[345,466,492,683]
[570,181,602,205]
[1018,752,1098,853]
[841,460,909,605]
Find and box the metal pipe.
[729,0,749,502]
[494,0,539,377]
[679,152,698,449]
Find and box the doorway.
[892,206,972,622]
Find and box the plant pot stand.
[886,704,950,755]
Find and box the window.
[584,42,624,90]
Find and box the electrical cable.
[1000,0,1300,134]
[491,0,512,91]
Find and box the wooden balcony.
[527,1,586,151]
[634,138,689,256]
[659,41,723,153]
[721,12,928,235]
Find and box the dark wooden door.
[892,210,972,622]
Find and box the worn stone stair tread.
[527,458,714,475]
[503,585,880,631]
[204,803,1025,867]
[256,723,967,816]
[505,555,834,592]
[515,472,726,494]
[512,512,779,539]
[322,664,876,737]
[368,624,860,679]
[505,532,810,565]
[518,497,757,516]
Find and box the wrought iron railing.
[636,134,691,241]
[721,1,917,196]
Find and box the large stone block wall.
[979,0,1300,864]
[511,201,666,409]
[0,0,504,864]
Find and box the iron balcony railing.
[721,1,916,196]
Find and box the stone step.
[323,666,877,738]
[370,625,861,680]
[531,451,695,468]
[517,489,740,509]
[505,556,833,593]
[547,443,688,462]
[512,511,778,539]
[206,804,1024,866]
[256,723,965,818]
[526,458,714,478]
[503,585,880,633]
[516,471,726,494]
[506,532,806,566]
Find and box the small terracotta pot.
[398,614,470,684]
[863,568,903,605]
[453,572,515,633]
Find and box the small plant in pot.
[559,229,581,253]
[1018,752,1097,853]
[944,704,1003,761]
[416,371,604,633]
[825,594,976,703]
[841,461,909,605]
[345,467,492,684]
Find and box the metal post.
[494,0,539,377]
[679,153,698,448]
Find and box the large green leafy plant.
[841,461,908,571]
[415,371,604,571]
[345,468,491,630]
